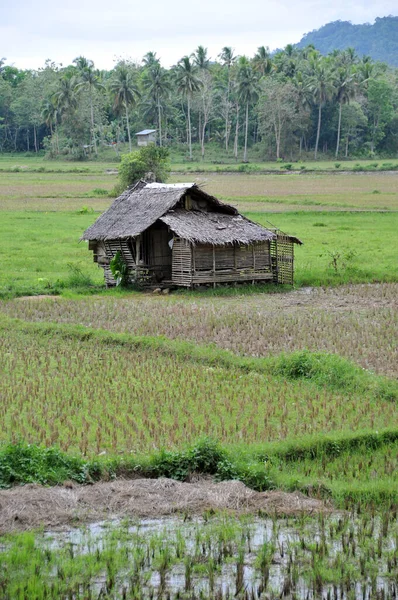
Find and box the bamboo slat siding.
[270,235,295,285]
[172,238,192,286]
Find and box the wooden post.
[212,245,216,288]
[135,235,141,281]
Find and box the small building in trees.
[82,181,301,288]
[135,129,157,146]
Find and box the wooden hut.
[135,129,157,146]
[82,181,302,288]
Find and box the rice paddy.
[3,323,396,455]
[4,283,396,377]
[2,511,398,599]
[1,159,397,597]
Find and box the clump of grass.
[0,441,101,487]
[269,350,397,400]
[91,188,109,196]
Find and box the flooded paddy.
[2,509,398,599]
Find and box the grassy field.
[0,210,396,297]
[1,155,398,597]
[0,163,397,297]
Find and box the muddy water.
[36,514,397,599]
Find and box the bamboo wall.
[89,234,295,288]
[270,235,295,285]
[171,240,274,287]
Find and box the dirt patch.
[15,295,58,301]
[0,478,329,533]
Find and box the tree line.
[0,45,397,161]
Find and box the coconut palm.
[334,66,356,158]
[292,71,312,155]
[109,66,141,152]
[193,46,210,70]
[218,47,237,151]
[76,64,104,155]
[253,46,272,77]
[142,52,160,68]
[237,58,260,162]
[73,56,94,71]
[307,57,335,159]
[143,63,170,146]
[41,97,60,153]
[175,56,202,160]
[53,75,79,120]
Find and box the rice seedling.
[2,511,398,598]
[4,282,396,377]
[0,324,396,461]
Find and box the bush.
[118,145,170,189]
[110,251,129,287]
[280,163,293,170]
[0,442,92,487]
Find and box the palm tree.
[175,56,202,160]
[53,75,79,120]
[41,97,60,153]
[73,56,93,71]
[292,71,312,155]
[307,57,334,159]
[142,52,160,68]
[193,46,210,70]
[76,63,104,155]
[143,63,170,146]
[334,66,356,158]
[253,46,272,77]
[109,66,141,152]
[237,58,259,162]
[218,47,237,151]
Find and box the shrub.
[280,163,293,170]
[0,442,92,487]
[334,163,341,169]
[110,251,129,287]
[118,145,170,190]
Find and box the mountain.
[296,16,398,66]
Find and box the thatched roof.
[161,209,275,245]
[81,181,297,245]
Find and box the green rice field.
[0,157,397,597]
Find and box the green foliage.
[64,263,95,289]
[117,145,170,191]
[269,350,397,400]
[109,251,129,287]
[149,438,226,480]
[0,442,93,487]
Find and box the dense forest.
[0,44,397,161]
[296,16,398,67]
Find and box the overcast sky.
[2,0,397,70]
